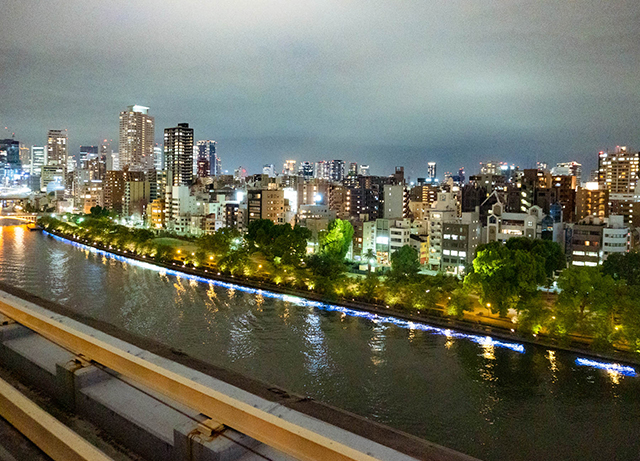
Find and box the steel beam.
[0,293,386,461]
[0,376,113,461]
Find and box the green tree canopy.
[389,245,420,280]
[602,251,640,286]
[554,266,618,341]
[505,237,566,281]
[318,219,354,260]
[246,219,311,265]
[89,205,111,218]
[464,241,546,316]
[198,227,242,259]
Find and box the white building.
[428,192,458,271]
[485,202,544,243]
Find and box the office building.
[30,146,45,175]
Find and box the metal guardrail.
[0,291,389,461]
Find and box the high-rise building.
[196,140,218,176]
[19,144,30,169]
[100,140,113,170]
[196,157,210,178]
[298,161,314,180]
[315,161,329,180]
[458,167,465,184]
[348,162,358,176]
[88,155,107,181]
[283,160,296,176]
[328,159,345,182]
[576,182,609,221]
[46,129,68,169]
[66,156,76,173]
[164,123,194,187]
[111,152,120,171]
[79,145,98,169]
[358,165,370,176]
[427,162,436,181]
[118,105,155,171]
[154,145,164,171]
[104,170,146,214]
[215,154,222,177]
[598,146,639,194]
[551,161,582,184]
[263,164,276,177]
[0,139,21,171]
[30,146,45,175]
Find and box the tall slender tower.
[118,105,155,171]
[164,123,194,187]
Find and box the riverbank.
[42,228,640,369]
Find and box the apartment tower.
[118,105,155,171]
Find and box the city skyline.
[2,1,639,177]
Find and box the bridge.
[0,213,39,223]
[0,285,477,461]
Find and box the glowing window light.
[44,231,526,354]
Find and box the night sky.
[2,1,639,179]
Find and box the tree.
[618,286,640,353]
[602,251,640,286]
[246,220,311,265]
[198,227,242,260]
[389,245,420,280]
[446,287,474,318]
[464,241,546,317]
[554,266,618,343]
[505,237,565,282]
[305,253,347,297]
[363,248,376,272]
[89,205,111,218]
[319,219,354,260]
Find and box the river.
[0,225,638,460]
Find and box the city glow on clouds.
[2,1,639,175]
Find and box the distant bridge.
[0,213,38,223]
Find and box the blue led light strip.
[45,231,526,354]
[575,358,637,377]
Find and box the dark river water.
[0,225,639,460]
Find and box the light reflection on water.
[0,227,639,461]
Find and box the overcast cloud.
[1,0,639,178]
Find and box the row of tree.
[39,214,640,353]
[465,239,640,352]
